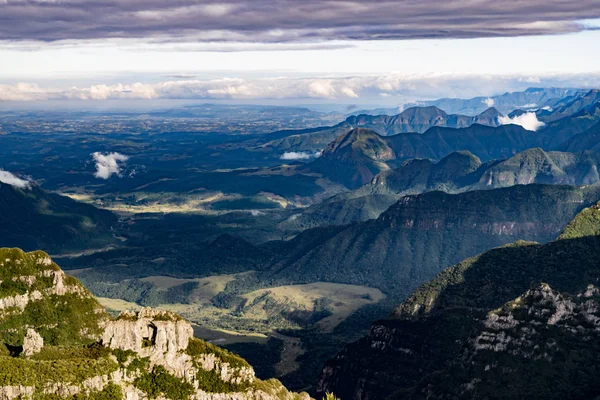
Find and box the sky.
[1,1,600,107]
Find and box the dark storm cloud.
[0,0,599,43]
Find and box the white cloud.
[498,112,546,131]
[340,86,359,98]
[280,151,322,161]
[0,82,157,101]
[0,170,30,189]
[308,81,336,98]
[518,76,542,84]
[1,73,600,103]
[483,97,495,107]
[92,152,129,179]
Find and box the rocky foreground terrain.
[0,248,308,400]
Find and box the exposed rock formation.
[22,329,43,357]
[474,283,600,359]
[103,308,193,355]
[0,249,308,400]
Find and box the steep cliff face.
[284,148,600,234]
[307,125,543,189]
[0,249,308,400]
[318,203,600,400]
[417,283,600,399]
[267,184,600,297]
[0,248,108,349]
[344,106,501,135]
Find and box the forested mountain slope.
[318,203,600,400]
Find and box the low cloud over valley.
[0,170,30,189]
[92,152,129,179]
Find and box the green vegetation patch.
[194,367,250,393]
[0,293,105,347]
[0,249,59,282]
[186,337,250,369]
[559,202,600,240]
[0,355,119,387]
[31,384,123,400]
[134,365,194,400]
[30,344,110,361]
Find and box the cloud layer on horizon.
[0,1,599,43]
[2,73,600,103]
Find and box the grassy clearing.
[243,282,386,331]
[99,279,384,334]
[140,274,240,301]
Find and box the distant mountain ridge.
[537,89,600,122]
[373,148,600,193]
[345,106,502,135]
[308,125,541,188]
[308,113,600,189]
[282,148,600,231]
[353,87,584,116]
[247,90,600,170]
[540,101,600,144]
[258,107,504,155]
[559,121,600,153]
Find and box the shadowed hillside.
[0,183,117,253]
[318,203,600,400]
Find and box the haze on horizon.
[1,0,600,107]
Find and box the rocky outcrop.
[102,308,198,381]
[0,386,35,400]
[0,249,308,400]
[0,253,93,313]
[103,308,193,355]
[22,329,43,357]
[473,283,600,359]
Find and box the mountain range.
[353,88,584,116]
[537,89,600,122]
[372,148,600,194]
[284,148,600,230]
[307,125,539,188]
[261,89,600,161]
[344,106,502,135]
[257,106,504,155]
[307,115,600,189]
[318,202,600,399]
